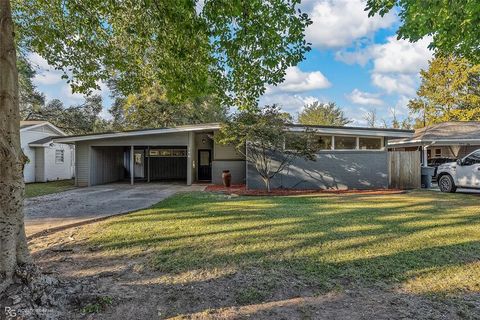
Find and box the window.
[463,150,480,166]
[434,148,442,157]
[134,153,143,164]
[55,150,64,163]
[149,148,187,157]
[359,137,382,150]
[334,136,356,149]
[311,135,332,150]
[172,149,187,157]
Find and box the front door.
[198,149,212,181]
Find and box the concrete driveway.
[24,182,205,236]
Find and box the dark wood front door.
[198,149,212,181]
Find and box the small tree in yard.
[216,106,316,192]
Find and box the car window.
[463,150,480,166]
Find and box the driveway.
[24,182,205,236]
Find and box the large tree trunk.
[0,0,30,293]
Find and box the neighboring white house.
[20,121,75,183]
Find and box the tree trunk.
[264,178,271,193]
[0,0,31,292]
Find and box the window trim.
[358,136,384,151]
[55,149,65,164]
[284,133,385,152]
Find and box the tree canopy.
[409,55,480,126]
[365,0,480,62]
[13,0,311,108]
[111,83,227,130]
[298,101,351,126]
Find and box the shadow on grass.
[33,191,480,318]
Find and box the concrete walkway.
[24,182,205,236]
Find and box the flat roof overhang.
[388,138,480,148]
[53,124,221,143]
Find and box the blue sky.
[30,0,434,126]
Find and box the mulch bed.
[204,184,406,196]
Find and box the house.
[387,121,480,165]
[54,123,413,190]
[20,121,75,183]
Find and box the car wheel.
[438,174,456,193]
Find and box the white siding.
[43,143,74,181]
[20,130,50,183]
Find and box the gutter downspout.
[422,141,436,167]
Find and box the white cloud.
[29,53,112,117]
[371,73,417,96]
[304,0,396,49]
[266,66,331,94]
[335,47,372,66]
[347,89,383,106]
[259,93,321,114]
[371,36,433,74]
[336,36,433,96]
[394,95,412,115]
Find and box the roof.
[288,124,413,138]
[388,121,480,147]
[53,123,222,143]
[20,120,48,129]
[28,136,56,147]
[20,120,67,136]
[54,122,413,144]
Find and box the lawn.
[25,179,75,198]
[41,191,480,319]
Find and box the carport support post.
[147,146,150,183]
[422,146,428,167]
[130,145,134,185]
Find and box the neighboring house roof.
[20,120,49,129]
[20,120,67,136]
[28,136,60,147]
[388,121,480,147]
[54,122,413,144]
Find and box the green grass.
[84,191,480,296]
[25,179,75,198]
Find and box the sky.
[30,0,434,126]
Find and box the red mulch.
[204,184,406,196]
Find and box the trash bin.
[421,166,435,188]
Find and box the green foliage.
[365,0,480,62]
[298,101,351,126]
[408,55,480,126]
[27,95,110,134]
[81,296,113,314]
[17,55,45,119]
[111,83,227,130]
[12,0,311,109]
[216,105,315,191]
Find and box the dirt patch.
[21,226,479,319]
[205,184,406,196]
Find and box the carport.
[54,124,223,187]
[90,145,188,186]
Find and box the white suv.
[437,149,480,192]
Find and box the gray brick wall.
[246,151,388,190]
[212,160,246,185]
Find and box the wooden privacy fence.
[388,151,421,189]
